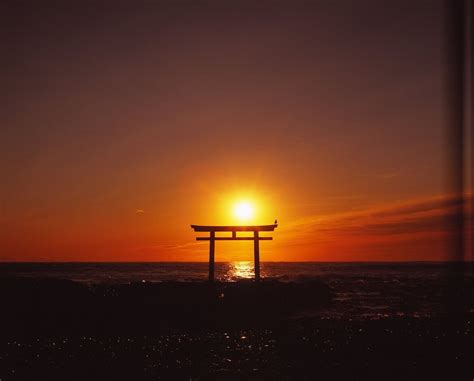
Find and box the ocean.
[1,262,473,379]
[1,261,472,320]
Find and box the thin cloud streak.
[281,193,471,241]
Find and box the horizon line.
[1,260,472,264]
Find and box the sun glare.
[233,201,254,222]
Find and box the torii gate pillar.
[209,231,215,282]
[253,231,260,281]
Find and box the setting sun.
[233,201,254,222]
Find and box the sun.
[233,201,254,222]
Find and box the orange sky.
[1,1,471,262]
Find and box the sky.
[1,1,469,262]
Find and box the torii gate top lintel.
[191,224,277,232]
[190,224,277,282]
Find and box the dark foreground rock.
[0,277,332,334]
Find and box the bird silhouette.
[274,219,278,225]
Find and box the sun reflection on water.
[225,261,266,281]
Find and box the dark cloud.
[370,195,466,219]
[309,194,471,237]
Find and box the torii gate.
[190,224,278,282]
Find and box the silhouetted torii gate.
[190,224,278,282]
